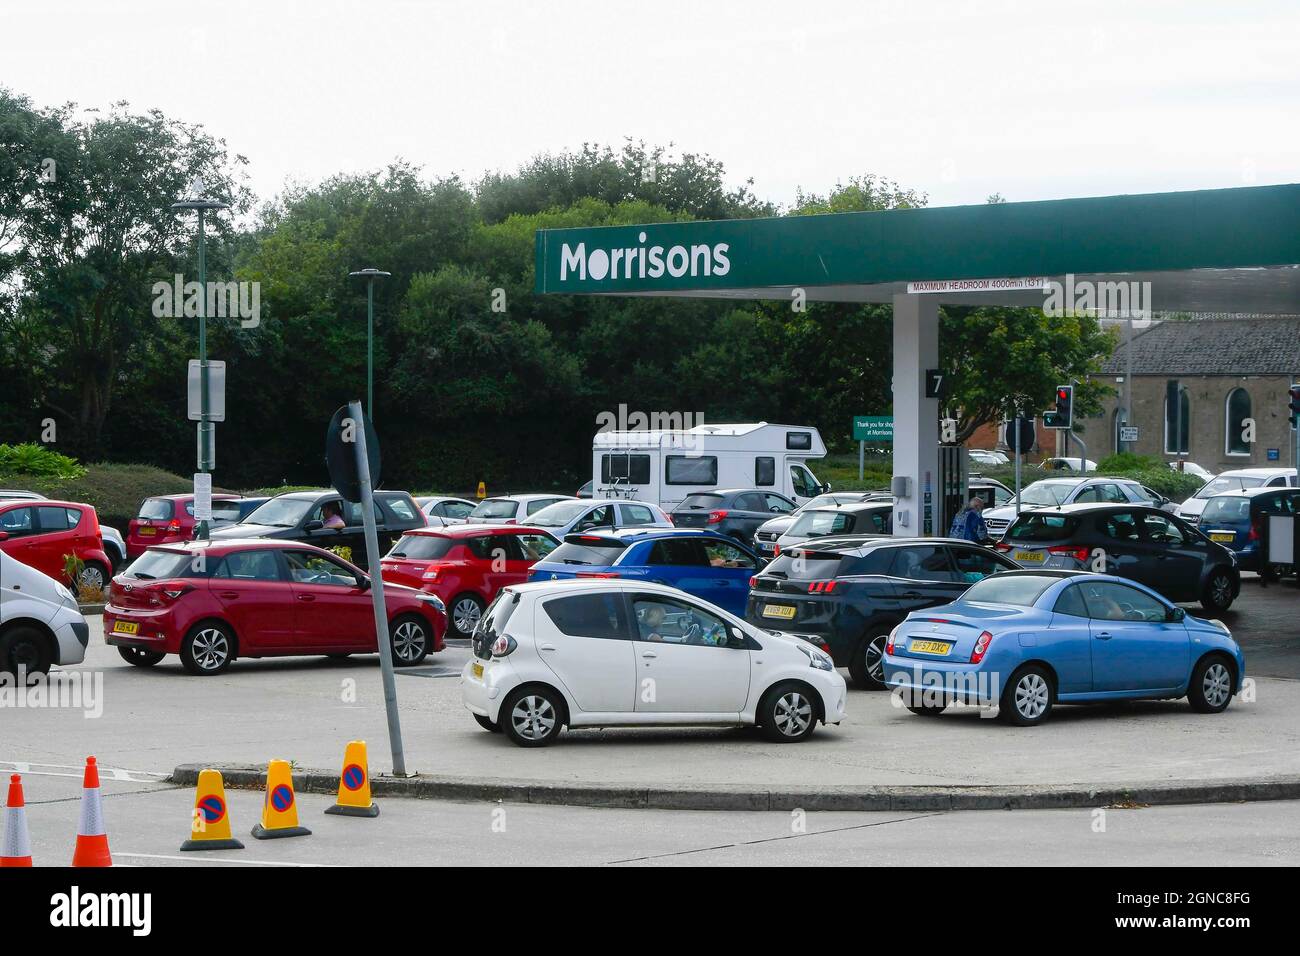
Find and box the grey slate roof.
[1101,317,1300,376]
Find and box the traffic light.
[1289,383,1300,426]
[1043,385,1073,429]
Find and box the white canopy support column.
[892,293,940,537]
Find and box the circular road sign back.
[326,405,381,504]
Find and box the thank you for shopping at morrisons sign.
[854,416,893,441]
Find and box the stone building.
[1088,317,1300,471]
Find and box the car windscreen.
[137,498,174,520]
[124,550,197,580]
[1018,482,1072,506]
[1005,513,1079,542]
[526,500,590,526]
[210,501,244,521]
[1200,497,1251,523]
[788,509,856,538]
[761,550,846,580]
[676,493,724,511]
[471,499,518,519]
[388,534,458,560]
[961,575,1056,607]
[1195,476,1263,499]
[544,540,630,566]
[244,497,314,527]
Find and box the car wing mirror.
[1167,606,1185,623]
[358,576,372,591]
[0,531,8,542]
[305,520,324,531]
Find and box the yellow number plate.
[471,662,483,679]
[112,620,139,635]
[1014,550,1046,563]
[761,604,797,620]
[1209,532,1235,543]
[909,639,952,655]
[139,527,156,536]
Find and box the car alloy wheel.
[849,633,889,689]
[190,628,229,672]
[77,562,107,593]
[1202,662,1231,709]
[510,694,557,741]
[773,690,813,737]
[1014,672,1050,721]
[451,596,483,637]
[391,618,428,664]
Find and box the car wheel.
[448,594,485,639]
[1188,655,1234,714]
[473,713,502,733]
[180,623,234,675]
[906,703,948,717]
[501,686,565,747]
[0,626,52,679]
[389,615,431,666]
[1200,569,1235,612]
[758,681,820,742]
[117,647,164,667]
[848,633,888,690]
[77,561,109,595]
[999,665,1054,726]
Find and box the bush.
[8,462,228,530]
[0,442,86,479]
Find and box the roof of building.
[1102,317,1300,376]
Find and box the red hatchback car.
[379,524,560,639]
[0,499,113,591]
[104,539,446,675]
[126,493,246,558]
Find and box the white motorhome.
[592,422,829,510]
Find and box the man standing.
[949,496,990,543]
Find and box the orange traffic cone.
[2,774,33,867]
[251,760,311,840]
[71,756,112,867]
[324,741,379,818]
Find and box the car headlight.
[421,594,446,613]
[62,585,79,607]
[796,643,834,671]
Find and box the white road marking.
[114,852,331,867]
[0,760,169,783]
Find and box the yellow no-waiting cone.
[180,768,245,851]
[325,740,380,818]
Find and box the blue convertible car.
[882,570,1245,726]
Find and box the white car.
[982,476,1150,537]
[1168,461,1215,481]
[417,496,477,526]
[460,580,847,746]
[524,498,671,538]
[465,494,574,524]
[1176,467,1299,525]
[969,449,1010,466]
[0,550,89,675]
[1040,457,1097,473]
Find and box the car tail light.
[576,571,620,578]
[1048,545,1090,563]
[773,544,781,556]
[807,580,839,593]
[993,542,1011,552]
[970,630,994,664]
[421,567,440,580]
[885,625,900,655]
[166,519,182,533]
[1247,518,1262,542]
[749,575,757,587]
[706,510,728,524]
[491,635,517,657]
[161,584,194,601]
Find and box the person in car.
[320,502,346,529]
[949,496,990,543]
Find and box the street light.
[348,268,391,422]
[172,176,229,542]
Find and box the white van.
[592,422,829,510]
[1177,467,1299,524]
[0,550,89,674]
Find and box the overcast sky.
[5,0,1298,211]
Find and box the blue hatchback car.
[883,570,1245,726]
[1197,487,1300,575]
[526,528,760,616]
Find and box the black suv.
[210,489,425,570]
[747,536,1021,689]
[995,503,1239,612]
[671,489,796,545]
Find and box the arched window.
[1163,389,1189,454]
[1225,387,1252,456]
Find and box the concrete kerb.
[171,764,1300,812]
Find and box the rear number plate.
[139,527,156,536]
[112,621,139,635]
[909,639,952,655]
[471,662,483,679]
[762,604,797,620]
[1014,550,1045,563]
[1209,532,1234,543]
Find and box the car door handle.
[540,643,556,652]
[899,591,923,599]
[297,594,315,602]
[641,650,657,659]
[1095,631,1113,640]
[217,591,239,599]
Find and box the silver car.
[982,477,1150,537]
[752,492,892,559]
[523,498,671,538]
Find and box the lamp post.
[172,177,229,542]
[348,269,391,422]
